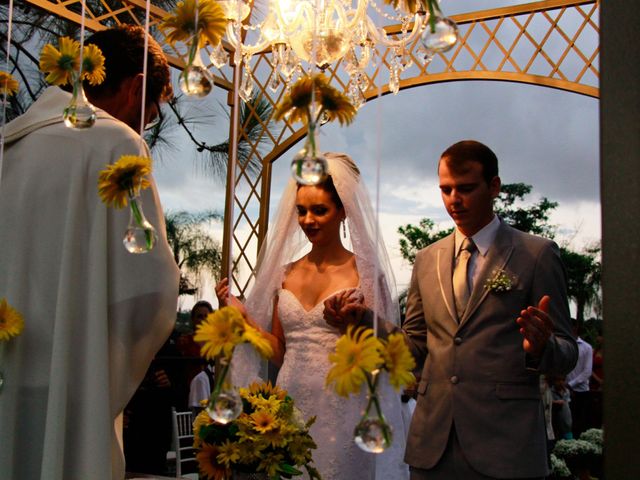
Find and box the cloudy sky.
[152,0,600,311]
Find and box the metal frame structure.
[24,0,600,297]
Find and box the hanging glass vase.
[420,1,459,54]
[63,73,96,129]
[179,40,214,98]
[353,375,393,453]
[290,125,328,186]
[206,357,243,424]
[123,191,157,254]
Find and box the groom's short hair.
[439,140,499,185]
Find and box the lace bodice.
[276,288,409,480]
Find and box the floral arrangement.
[484,268,513,293]
[325,326,415,451]
[0,298,24,342]
[552,431,603,479]
[39,36,105,87]
[98,155,156,252]
[193,381,321,480]
[193,306,273,423]
[0,72,19,97]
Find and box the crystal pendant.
[389,67,400,95]
[63,81,96,129]
[206,387,243,424]
[179,64,214,97]
[354,417,393,453]
[353,391,393,453]
[123,196,157,253]
[269,73,280,93]
[239,66,254,102]
[420,5,459,54]
[290,135,328,185]
[210,43,229,69]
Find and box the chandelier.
[164,0,458,106]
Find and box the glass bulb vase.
[123,193,157,254]
[206,357,243,424]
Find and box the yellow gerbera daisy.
[0,298,25,342]
[161,0,226,48]
[39,36,80,86]
[242,323,273,359]
[382,333,416,390]
[97,155,152,209]
[196,443,229,480]
[326,326,383,397]
[194,306,246,360]
[0,72,19,96]
[215,439,240,467]
[250,409,278,433]
[81,44,106,86]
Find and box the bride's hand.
[323,289,366,333]
[215,278,247,316]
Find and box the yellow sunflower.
[196,443,229,480]
[194,306,246,360]
[39,36,80,86]
[97,155,152,209]
[382,333,416,390]
[326,326,383,397]
[81,44,106,86]
[0,298,25,342]
[274,75,314,124]
[161,0,226,48]
[192,409,214,447]
[242,381,288,400]
[242,323,273,359]
[0,72,19,96]
[215,439,240,467]
[318,81,357,126]
[250,409,279,433]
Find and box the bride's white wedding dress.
[276,287,409,480]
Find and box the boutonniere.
[485,268,514,293]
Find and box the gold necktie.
[453,237,476,319]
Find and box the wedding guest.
[216,153,409,479]
[566,318,593,437]
[549,374,573,440]
[0,25,179,480]
[398,140,577,479]
[589,329,603,428]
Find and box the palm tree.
[165,210,224,297]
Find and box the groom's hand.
[516,295,553,358]
[324,289,366,333]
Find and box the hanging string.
[372,82,383,337]
[0,0,15,188]
[226,0,243,293]
[78,0,87,79]
[137,0,153,152]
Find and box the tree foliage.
[165,210,223,296]
[397,182,602,323]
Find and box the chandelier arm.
[226,22,272,57]
[366,14,423,47]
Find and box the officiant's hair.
[439,140,499,185]
[296,152,361,211]
[84,25,172,104]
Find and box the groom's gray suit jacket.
[402,221,577,478]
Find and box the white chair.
[170,408,198,479]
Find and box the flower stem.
[427,0,437,33]
[364,371,391,446]
[129,196,153,250]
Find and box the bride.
[216,152,409,479]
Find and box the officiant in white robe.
[0,26,179,480]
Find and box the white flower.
[484,268,513,292]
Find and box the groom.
[401,140,577,479]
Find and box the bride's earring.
[342,219,347,238]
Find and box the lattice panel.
[23,0,600,296]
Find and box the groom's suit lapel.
[436,234,458,326]
[459,222,515,327]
